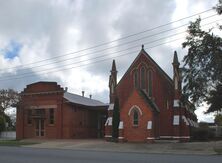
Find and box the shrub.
[191,127,215,141]
[0,115,5,132]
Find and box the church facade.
[105,46,198,142]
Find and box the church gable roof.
[117,47,173,87]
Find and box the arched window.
[141,67,146,89]
[148,70,152,97]
[133,110,139,126]
[133,70,138,88]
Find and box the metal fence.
[209,126,222,137]
[0,131,16,140]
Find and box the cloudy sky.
[0,0,221,122]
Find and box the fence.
[0,131,16,140]
[209,126,222,137]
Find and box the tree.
[182,0,222,113]
[206,84,222,113]
[0,89,20,114]
[0,89,20,130]
[215,114,222,126]
[214,0,222,15]
[112,97,120,139]
[0,115,5,132]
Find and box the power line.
[0,18,221,82]
[0,8,215,72]
[0,38,185,82]
[0,13,218,72]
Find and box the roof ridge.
[139,89,160,112]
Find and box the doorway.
[35,119,45,137]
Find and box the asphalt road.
[0,146,221,163]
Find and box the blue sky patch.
[3,40,22,59]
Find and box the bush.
[191,127,215,141]
[0,115,6,132]
[215,114,222,126]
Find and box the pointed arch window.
[133,70,138,88]
[148,70,153,97]
[141,67,146,89]
[133,110,139,126]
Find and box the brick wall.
[16,82,106,139]
[120,89,155,142]
[116,51,174,140]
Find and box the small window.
[133,70,138,88]
[27,110,32,125]
[148,70,152,97]
[133,110,139,126]
[49,109,54,125]
[141,67,146,89]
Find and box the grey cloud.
[0,67,63,92]
[0,0,217,123]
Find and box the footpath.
[22,139,222,155]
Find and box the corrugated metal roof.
[64,92,108,107]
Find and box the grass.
[214,148,222,155]
[0,140,38,146]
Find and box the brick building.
[105,46,198,142]
[16,82,108,139]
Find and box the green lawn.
[0,140,38,146]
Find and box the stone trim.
[108,103,114,110]
[128,105,143,116]
[173,115,179,125]
[173,136,190,139]
[147,121,152,129]
[173,100,180,107]
[105,117,112,126]
[118,137,124,139]
[30,105,57,109]
[105,135,112,138]
[118,121,124,129]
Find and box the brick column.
[146,120,155,143]
[118,121,124,142]
[104,104,114,141]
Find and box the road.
[0,146,221,163]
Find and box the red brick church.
[105,45,198,142]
